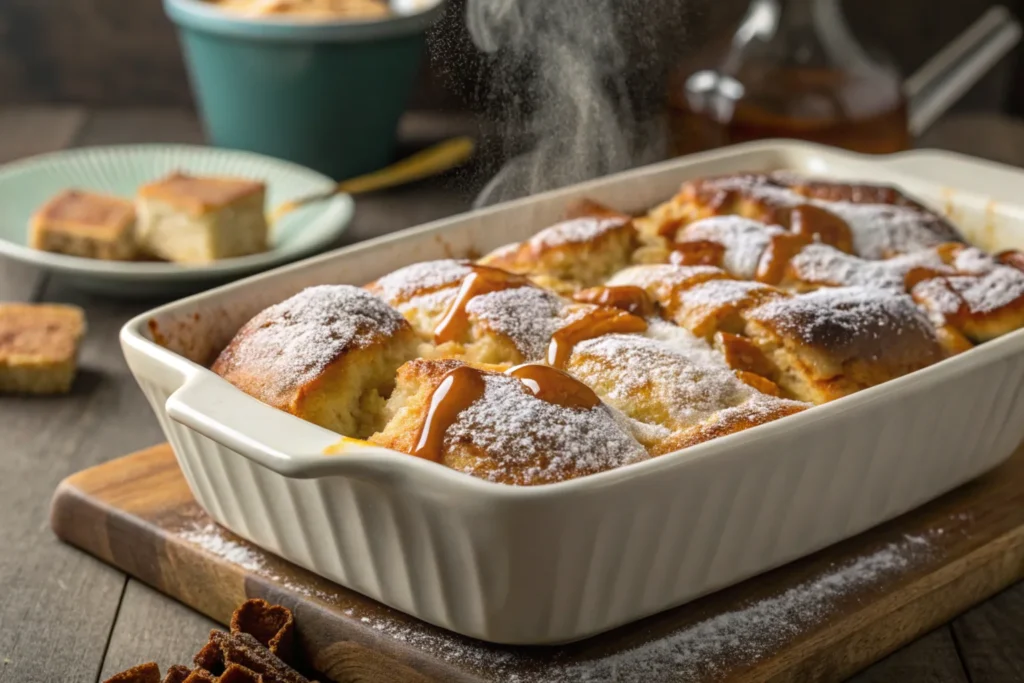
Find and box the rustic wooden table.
[1,107,1023,683]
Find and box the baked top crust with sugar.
[32,189,135,239]
[138,172,265,216]
[204,171,1024,485]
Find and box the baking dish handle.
[165,372,406,481]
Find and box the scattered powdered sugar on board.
[528,217,629,250]
[176,510,968,682]
[369,259,473,302]
[212,285,408,402]
[341,522,957,683]
[542,531,941,683]
[445,373,648,485]
[681,216,785,279]
[178,520,337,603]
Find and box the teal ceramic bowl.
[164,0,445,180]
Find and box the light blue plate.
[0,144,353,298]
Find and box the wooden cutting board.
[52,443,1024,683]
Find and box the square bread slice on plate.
[136,172,268,263]
[30,189,137,261]
[0,303,86,394]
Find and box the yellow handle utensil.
[270,136,475,223]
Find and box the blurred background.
[0,0,1018,113]
[1,0,1021,205]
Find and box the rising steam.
[465,0,674,206]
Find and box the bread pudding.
[136,172,268,263]
[30,189,137,261]
[0,303,86,394]
[206,171,1024,485]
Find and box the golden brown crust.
[638,172,963,260]
[212,285,419,436]
[138,172,265,216]
[744,287,946,403]
[479,216,638,291]
[32,189,135,239]
[0,303,86,394]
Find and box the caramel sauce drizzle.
[433,266,531,344]
[412,365,487,462]
[756,232,811,285]
[997,250,1024,273]
[572,285,655,317]
[412,362,605,462]
[788,204,854,253]
[669,240,726,269]
[903,265,951,292]
[506,363,600,410]
[547,308,648,369]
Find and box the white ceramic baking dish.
[121,140,1024,645]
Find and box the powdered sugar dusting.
[212,285,407,402]
[607,264,724,291]
[952,247,999,275]
[179,521,336,602]
[749,286,933,346]
[528,217,629,250]
[466,286,578,360]
[681,216,785,279]
[570,333,752,430]
[789,243,947,291]
[678,279,779,309]
[370,260,473,302]
[912,278,963,315]
[821,202,955,259]
[446,373,648,485]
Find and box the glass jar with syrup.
[668,0,910,155]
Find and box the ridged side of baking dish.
[121,141,1024,644]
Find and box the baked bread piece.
[566,322,807,454]
[608,264,785,339]
[639,172,963,260]
[672,216,790,279]
[478,215,638,292]
[370,359,649,485]
[365,259,476,337]
[136,172,268,263]
[0,303,86,394]
[211,285,419,437]
[783,242,951,292]
[912,265,1024,342]
[30,189,137,261]
[743,286,946,403]
[459,285,647,366]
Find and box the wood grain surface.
[52,442,1024,682]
